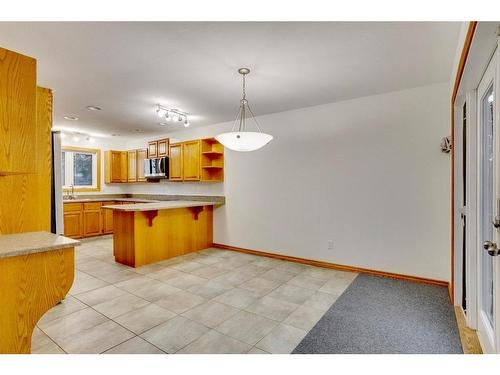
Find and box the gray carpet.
[293,274,463,354]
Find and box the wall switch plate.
[327,240,334,250]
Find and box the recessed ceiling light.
[159,122,168,126]
[86,105,102,111]
[64,115,79,121]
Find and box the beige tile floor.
[32,236,358,354]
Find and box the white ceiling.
[0,22,460,136]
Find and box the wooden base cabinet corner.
[0,248,75,354]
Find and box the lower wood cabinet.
[101,201,114,234]
[82,202,101,237]
[63,200,138,239]
[63,211,83,239]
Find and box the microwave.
[144,157,169,179]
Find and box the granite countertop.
[0,231,80,259]
[63,197,158,203]
[62,194,225,204]
[102,200,222,212]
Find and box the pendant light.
[215,68,273,152]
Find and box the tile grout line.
[59,239,353,354]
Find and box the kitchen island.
[103,200,219,267]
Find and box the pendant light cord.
[230,69,263,133]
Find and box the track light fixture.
[155,104,190,127]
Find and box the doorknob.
[483,240,500,256]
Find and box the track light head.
[156,106,167,118]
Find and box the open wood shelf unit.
[201,138,224,182]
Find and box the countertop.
[102,200,221,212]
[0,231,80,259]
[63,198,158,203]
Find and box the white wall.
[124,82,451,281]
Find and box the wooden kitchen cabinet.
[105,151,127,183]
[64,201,117,238]
[101,201,114,234]
[63,203,83,239]
[148,141,158,158]
[169,143,183,181]
[158,138,169,157]
[136,148,147,182]
[201,138,224,182]
[0,48,37,176]
[148,138,169,158]
[82,202,102,237]
[182,140,201,181]
[127,150,137,182]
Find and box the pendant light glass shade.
[216,68,273,152]
[215,131,273,152]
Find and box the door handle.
[483,240,500,256]
[492,216,500,228]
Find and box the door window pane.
[480,84,494,327]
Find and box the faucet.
[64,185,75,200]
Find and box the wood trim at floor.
[454,306,482,354]
[450,21,478,302]
[212,243,449,288]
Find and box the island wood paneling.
[112,206,213,267]
[0,248,74,354]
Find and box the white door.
[476,44,500,354]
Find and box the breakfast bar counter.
[103,201,220,267]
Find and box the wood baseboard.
[212,243,449,288]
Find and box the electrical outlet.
[327,240,334,250]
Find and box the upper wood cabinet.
[182,140,201,181]
[148,141,158,158]
[168,138,224,182]
[127,150,137,182]
[169,143,183,181]
[0,48,37,175]
[158,138,169,157]
[136,148,147,182]
[201,138,224,182]
[104,138,223,184]
[148,138,169,158]
[104,151,127,183]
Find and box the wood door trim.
[212,243,449,288]
[450,22,478,302]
